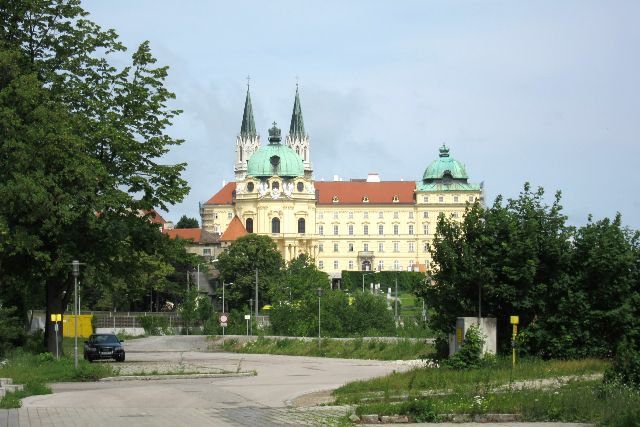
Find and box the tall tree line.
[418,183,640,358]
[0,0,190,353]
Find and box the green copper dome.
[422,145,469,181]
[247,122,304,178]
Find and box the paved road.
[0,336,596,426]
[4,336,409,426]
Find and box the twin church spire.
[235,81,312,181]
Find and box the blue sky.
[83,1,640,229]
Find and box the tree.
[175,215,199,229]
[215,234,284,311]
[0,0,189,354]
[419,184,573,354]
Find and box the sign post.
[219,314,228,343]
[244,314,250,336]
[50,314,62,359]
[510,315,519,368]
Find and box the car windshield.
[91,335,119,344]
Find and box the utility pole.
[255,269,259,320]
[394,275,398,322]
[249,298,253,336]
[71,260,82,370]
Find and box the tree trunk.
[44,276,72,356]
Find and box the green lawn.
[0,339,116,408]
[216,337,435,361]
[333,357,640,426]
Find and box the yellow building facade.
[201,86,482,282]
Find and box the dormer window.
[362,196,369,203]
[392,195,399,203]
[332,195,339,203]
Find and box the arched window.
[271,217,280,234]
[297,218,305,234]
[246,218,253,233]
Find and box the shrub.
[604,338,640,389]
[0,304,24,357]
[138,316,171,335]
[443,324,485,369]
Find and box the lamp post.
[317,288,323,349]
[362,271,376,292]
[70,260,83,370]
[222,282,233,314]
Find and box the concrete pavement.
[1,336,596,426]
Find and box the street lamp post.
[71,260,82,370]
[362,271,376,292]
[317,288,323,350]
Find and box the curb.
[100,371,256,381]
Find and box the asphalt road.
[1,336,594,427]
[12,335,409,426]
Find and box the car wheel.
[117,354,125,362]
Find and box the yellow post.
[510,315,519,368]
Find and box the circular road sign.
[219,314,228,323]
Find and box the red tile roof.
[315,181,415,205]
[220,216,248,242]
[205,182,236,205]
[164,228,202,242]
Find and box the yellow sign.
[50,314,62,322]
[510,315,519,325]
[62,315,93,338]
[456,327,463,344]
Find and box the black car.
[83,333,125,362]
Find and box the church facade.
[201,86,483,281]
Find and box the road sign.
[244,314,251,320]
[50,314,62,322]
[219,314,228,323]
[510,315,519,324]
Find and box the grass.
[0,339,117,408]
[216,337,435,361]
[333,357,640,426]
[334,357,606,403]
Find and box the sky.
[82,0,640,229]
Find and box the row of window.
[319,241,427,253]
[317,210,461,220]
[317,259,421,271]
[318,224,433,236]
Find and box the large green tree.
[215,234,284,311]
[175,215,199,229]
[419,184,574,354]
[0,0,189,353]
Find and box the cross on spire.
[246,75,251,89]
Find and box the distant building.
[163,228,221,261]
[201,85,483,285]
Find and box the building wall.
[201,186,481,278]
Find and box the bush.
[138,316,171,335]
[0,304,24,357]
[604,338,640,389]
[443,324,485,369]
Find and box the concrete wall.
[449,317,497,356]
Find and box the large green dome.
[247,122,304,178]
[422,145,469,181]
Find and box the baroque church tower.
[285,85,312,178]
[234,85,261,181]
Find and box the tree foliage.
[175,215,199,229]
[215,234,285,310]
[418,183,640,358]
[0,0,189,353]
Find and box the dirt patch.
[289,389,335,407]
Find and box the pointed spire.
[289,84,306,139]
[240,80,257,138]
